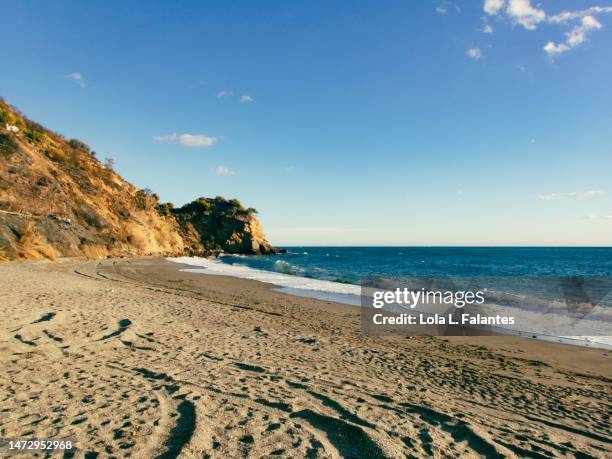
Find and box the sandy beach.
[0,257,610,458]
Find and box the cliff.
[0,99,279,261]
[171,197,278,256]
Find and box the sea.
[170,247,612,349]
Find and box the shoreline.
[169,255,612,351]
[1,257,610,457]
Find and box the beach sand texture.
[0,258,610,458]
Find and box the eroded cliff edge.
[0,99,280,261]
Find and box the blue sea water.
[172,247,612,348]
[219,247,612,283]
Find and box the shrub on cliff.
[134,188,159,209]
[68,138,91,153]
[0,133,19,158]
[157,202,174,216]
[25,130,44,144]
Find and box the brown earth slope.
[0,99,277,261]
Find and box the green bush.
[0,133,18,157]
[175,196,257,219]
[134,188,159,209]
[25,130,44,144]
[68,138,91,152]
[134,190,148,209]
[157,202,175,216]
[0,109,7,124]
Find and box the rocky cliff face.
[0,99,278,261]
[171,197,279,256]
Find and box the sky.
[1,0,611,246]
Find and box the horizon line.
[274,245,612,248]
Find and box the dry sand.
[0,257,610,458]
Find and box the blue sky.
[2,0,611,246]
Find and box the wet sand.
[0,257,610,458]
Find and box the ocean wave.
[169,256,361,296]
[167,256,612,349]
[273,260,305,275]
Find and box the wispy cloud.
[549,6,612,24]
[153,133,216,148]
[544,16,602,56]
[188,79,206,89]
[216,90,255,103]
[435,1,460,14]
[482,24,494,33]
[467,47,482,59]
[65,72,85,87]
[586,214,612,220]
[215,165,235,176]
[538,190,604,201]
[482,1,612,56]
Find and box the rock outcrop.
[171,197,281,256]
[0,99,279,261]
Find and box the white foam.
[168,256,360,296]
[167,256,612,349]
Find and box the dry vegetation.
[17,222,58,260]
[0,98,185,260]
[80,243,109,260]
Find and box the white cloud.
[543,41,570,55]
[482,24,494,33]
[215,165,235,176]
[483,0,546,30]
[436,1,460,14]
[483,1,612,56]
[215,90,255,102]
[545,15,603,56]
[484,0,505,15]
[506,0,546,30]
[153,133,216,148]
[467,47,482,59]
[65,72,85,87]
[538,190,604,201]
[586,214,612,220]
[549,6,612,24]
